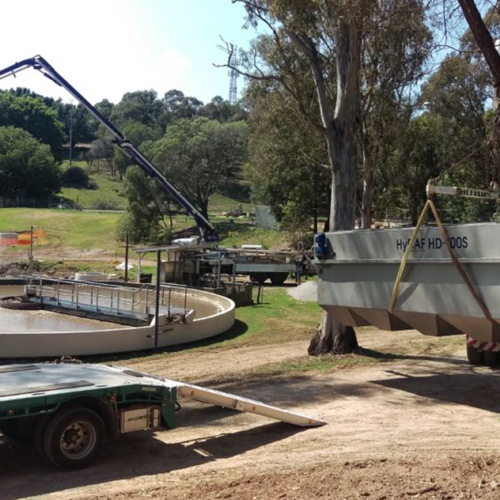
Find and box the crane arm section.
[426,180,500,201]
[0,55,217,241]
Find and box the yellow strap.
[427,199,493,322]
[388,198,493,323]
[388,200,430,313]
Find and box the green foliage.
[0,92,66,159]
[0,126,61,199]
[149,117,249,218]
[416,52,493,223]
[164,89,203,123]
[59,161,127,209]
[61,166,90,188]
[116,210,173,245]
[200,96,248,122]
[281,201,314,249]
[217,222,286,249]
[113,121,162,179]
[88,199,120,210]
[245,80,330,224]
[377,115,441,223]
[118,165,173,244]
[110,90,166,129]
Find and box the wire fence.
[0,197,82,210]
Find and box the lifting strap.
[388,198,493,323]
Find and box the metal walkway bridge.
[24,277,191,325]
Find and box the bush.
[62,166,90,188]
[0,126,61,198]
[281,201,313,250]
[116,212,172,245]
[89,199,120,210]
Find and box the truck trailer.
[0,361,324,470]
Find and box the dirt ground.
[3,328,500,500]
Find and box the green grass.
[0,208,122,254]
[0,208,289,259]
[221,288,322,347]
[59,161,127,210]
[216,221,288,249]
[0,163,284,256]
[59,162,252,215]
[254,354,379,375]
[96,288,323,365]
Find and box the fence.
[0,197,82,210]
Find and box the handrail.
[24,277,190,320]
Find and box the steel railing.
[23,276,190,322]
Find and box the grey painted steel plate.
[316,223,500,342]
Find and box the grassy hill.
[0,162,286,261]
[59,161,253,215]
[60,163,127,210]
[0,209,285,257]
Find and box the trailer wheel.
[466,343,484,365]
[484,351,500,367]
[250,273,268,285]
[270,273,289,286]
[42,408,106,470]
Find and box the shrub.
[62,166,90,188]
[116,212,172,245]
[89,199,120,210]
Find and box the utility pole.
[69,104,74,167]
[29,226,34,275]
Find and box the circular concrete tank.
[0,284,235,358]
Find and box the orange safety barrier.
[0,229,45,247]
[0,233,19,246]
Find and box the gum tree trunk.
[290,20,362,355]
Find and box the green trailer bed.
[0,361,324,470]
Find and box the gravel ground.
[287,280,317,302]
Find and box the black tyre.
[484,351,500,367]
[250,273,268,285]
[467,343,484,365]
[42,408,106,470]
[270,273,289,286]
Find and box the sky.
[0,0,256,104]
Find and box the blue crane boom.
[0,55,218,242]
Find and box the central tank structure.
[316,223,500,343]
[0,280,235,358]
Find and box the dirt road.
[2,329,500,500]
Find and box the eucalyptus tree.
[225,0,432,354]
[359,0,431,228]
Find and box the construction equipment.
[0,361,325,470]
[315,179,500,366]
[0,56,217,242]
